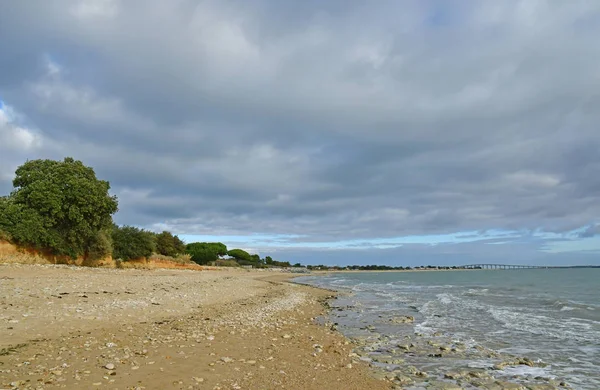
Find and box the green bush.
[87,229,112,260]
[112,225,156,260]
[214,259,239,267]
[154,231,186,257]
[0,229,11,242]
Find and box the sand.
[0,264,391,390]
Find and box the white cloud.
[70,0,119,19]
[0,103,42,151]
[1,1,600,262]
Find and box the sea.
[295,269,600,389]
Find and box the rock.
[425,380,462,390]
[493,361,512,370]
[104,363,115,370]
[493,381,526,390]
[444,372,462,380]
[468,370,488,378]
[389,316,414,324]
[220,357,233,363]
[517,357,535,367]
[395,375,413,385]
[282,334,291,339]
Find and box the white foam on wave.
[465,288,489,296]
[330,278,350,285]
[437,293,454,305]
[414,321,436,336]
[560,306,576,311]
[500,365,554,379]
[489,306,600,342]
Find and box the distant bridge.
[458,264,553,270]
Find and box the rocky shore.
[321,296,574,390]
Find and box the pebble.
[104,363,115,370]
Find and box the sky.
[1,0,600,266]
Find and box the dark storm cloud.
[1,0,600,264]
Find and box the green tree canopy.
[186,242,227,265]
[112,225,156,260]
[227,248,252,262]
[155,231,186,257]
[0,158,118,258]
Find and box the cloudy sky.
[1,0,600,266]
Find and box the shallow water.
[296,269,600,389]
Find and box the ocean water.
[295,269,600,389]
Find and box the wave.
[552,299,599,312]
[488,306,600,343]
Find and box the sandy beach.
[0,264,390,390]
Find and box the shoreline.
[0,263,391,390]
[299,272,575,390]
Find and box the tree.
[265,256,273,265]
[155,231,186,257]
[227,248,252,262]
[112,225,156,260]
[186,242,228,265]
[0,158,118,257]
[250,254,261,263]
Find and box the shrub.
[112,225,156,260]
[0,229,11,242]
[148,253,193,264]
[86,229,112,260]
[155,231,186,257]
[176,253,192,263]
[214,259,239,267]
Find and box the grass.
[0,230,11,242]
[149,253,194,264]
[0,252,51,265]
[214,259,240,267]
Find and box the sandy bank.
[0,264,390,390]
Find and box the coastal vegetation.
[0,158,288,268]
[0,158,118,260]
